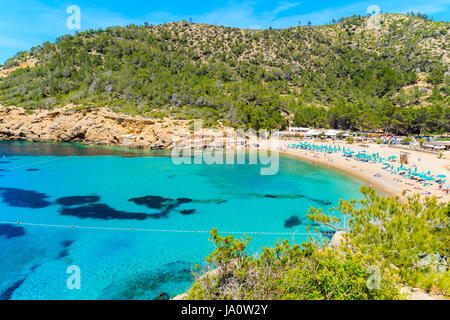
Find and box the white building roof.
[305,129,321,136]
[288,127,310,132]
[325,129,341,136]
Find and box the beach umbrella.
[437,175,446,178]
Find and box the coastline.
[3,137,446,202]
[278,149,401,199]
[1,105,448,202]
[0,105,191,149]
[2,136,449,301]
[272,140,449,203]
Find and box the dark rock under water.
[129,195,192,209]
[0,223,26,238]
[0,187,52,209]
[58,249,70,259]
[60,203,150,220]
[284,216,302,228]
[129,195,193,218]
[128,195,227,219]
[153,292,170,300]
[99,260,193,300]
[180,209,196,215]
[0,278,26,300]
[56,195,101,206]
[250,192,333,206]
[60,240,75,248]
[57,240,76,259]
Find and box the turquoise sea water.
[0,141,364,300]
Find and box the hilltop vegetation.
[186,187,449,300]
[0,14,448,133]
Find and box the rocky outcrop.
[172,293,188,300]
[171,267,220,300]
[330,231,347,248]
[0,105,191,149]
[400,286,449,300]
[0,58,37,78]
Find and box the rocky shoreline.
[0,105,191,149]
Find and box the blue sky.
[0,0,449,64]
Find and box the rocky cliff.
[0,105,190,149]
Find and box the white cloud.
[272,2,302,16]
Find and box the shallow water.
[0,141,364,300]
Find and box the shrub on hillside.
[186,229,399,300]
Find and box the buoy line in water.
[0,220,325,237]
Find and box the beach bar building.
[424,141,450,151]
[288,126,310,133]
[325,129,342,138]
[304,129,322,137]
[278,126,310,137]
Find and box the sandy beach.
[272,140,450,203]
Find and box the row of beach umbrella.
[288,143,448,189]
[289,142,341,154]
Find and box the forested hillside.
[0,13,448,133]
